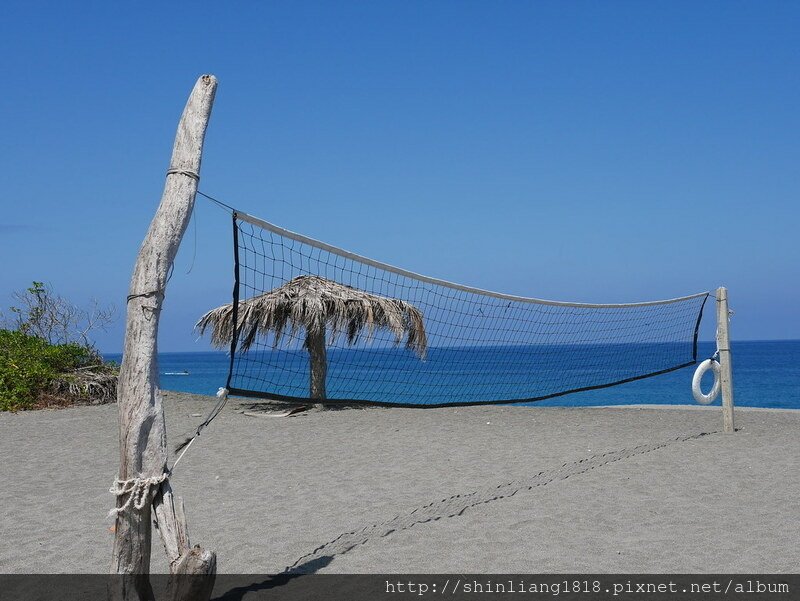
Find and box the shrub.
[0,329,114,411]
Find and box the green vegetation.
[0,282,117,411]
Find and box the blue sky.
[1,1,798,351]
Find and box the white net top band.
[236,211,709,309]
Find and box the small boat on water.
[163,370,190,376]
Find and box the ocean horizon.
[105,339,800,410]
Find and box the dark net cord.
[219,210,708,408]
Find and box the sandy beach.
[0,392,798,574]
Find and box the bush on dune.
[0,282,118,411]
[0,329,118,411]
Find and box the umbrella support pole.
[110,75,218,601]
[307,326,328,401]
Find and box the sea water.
[105,340,800,409]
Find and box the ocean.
[105,340,800,409]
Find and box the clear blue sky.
[1,1,798,351]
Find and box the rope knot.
[166,168,200,181]
[108,473,168,518]
[126,289,165,303]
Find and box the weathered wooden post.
[716,287,735,433]
[110,75,218,601]
[306,326,327,400]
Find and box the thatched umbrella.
[196,275,427,400]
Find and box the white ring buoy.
[692,359,721,405]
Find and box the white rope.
[235,210,709,308]
[170,387,229,471]
[171,437,196,472]
[108,473,168,518]
[107,388,230,519]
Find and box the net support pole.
[716,287,735,433]
[111,75,218,601]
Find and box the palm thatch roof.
[196,275,427,358]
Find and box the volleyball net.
[200,210,709,407]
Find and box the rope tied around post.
[108,389,229,518]
[126,289,166,321]
[126,266,173,318]
[166,168,200,181]
[126,289,165,303]
[108,472,169,518]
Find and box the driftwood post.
[111,75,218,600]
[716,286,735,433]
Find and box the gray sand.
[0,392,798,573]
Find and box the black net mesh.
[220,212,708,407]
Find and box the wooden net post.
[716,287,735,433]
[110,75,218,601]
